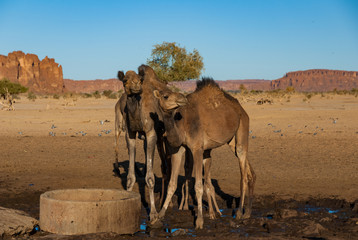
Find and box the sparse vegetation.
[285,86,295,93]
[27,92,37,101]
[102,90,113,97]
[53,94,60,99]
[101,90,118,99]
[305,93,313,99]
[0,78,28,99]
[82,93,92,98]
[93,91,101,99]
[250,90,263,94]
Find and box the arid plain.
[0,92,357,239]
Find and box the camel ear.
[153,90,161,99]
[117,71,125,81]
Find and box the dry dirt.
[0,94,358,239]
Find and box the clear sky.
[0,0,357,80]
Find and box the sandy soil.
[0,93,357,239]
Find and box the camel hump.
[195,77,219,91]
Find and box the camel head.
[153,89,188,112]
[117,70,143,95]
[138,64,156,80]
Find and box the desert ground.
[0,92,358,239]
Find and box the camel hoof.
[243,211,251,219]
[126,178,135,191]
[183,203,189,211]
[235,211,250,221]
[209,213,216,220]
[158,209,166,219]
[150,211,159,222]
[195,217,204,229]
[149,217,163,229]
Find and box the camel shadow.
[112,160,165,213]
[174,176,240,211]
[211,179,240,209]
[113,161,240,214]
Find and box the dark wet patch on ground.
[1,192,357,239]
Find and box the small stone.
[279,209,298,219]
[171,228,187,236]
[319,217,331,223]
[301,222,326,235]
[229,220,239,228]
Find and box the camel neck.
[162,110,183,148]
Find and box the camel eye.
[164,95,169,99]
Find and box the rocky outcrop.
[271,69,358,92]
[0,51,64,94]
[63,79,123,93]
[0,206,38,237]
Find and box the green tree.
[0,78,28,98]
[147,42,204,82]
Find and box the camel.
[114,70,143,172]
[115,66,172,222]
[152,78,256,229]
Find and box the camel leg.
[158,146,186,219]
[179,147,191,210]
[145,130,159,221]
[228,114,255,220]
[203,150,222,220]
[156,136,170,207]
[114,115,122,170]
[192,148,204,229]
[245,161,256,218]
[126,129,137,191]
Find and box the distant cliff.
[0,51,64,94]
[271,69,358,92]
[63,78,123,93]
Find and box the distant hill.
[169,79,271,92]
[271,69,358,92]
[2,51,357,94]
[64,69,358,93]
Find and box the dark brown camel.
[153,78,256,229]
[114,70,144,174]
[115,66,172,222]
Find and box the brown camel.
[115,66,172,222]
[114,70,144,172]
[153,78,256,229]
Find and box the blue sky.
[0,0,357,80]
